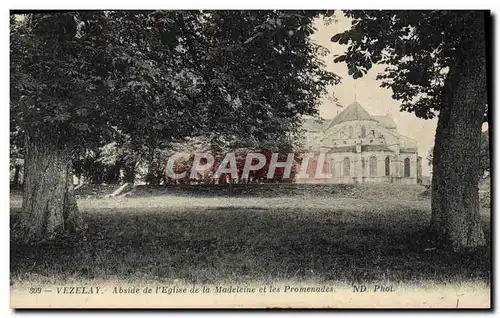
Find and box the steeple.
[353,81,357,102]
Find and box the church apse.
[299,101,422,184]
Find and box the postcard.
[10,9,491,308]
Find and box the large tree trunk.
[104,162,122,184]
[123,161,136,184]
[21,135,79,241]
[430,12,487,252]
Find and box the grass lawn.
[10,184,491,288]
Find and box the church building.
[300,101,422,184]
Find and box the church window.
[361,126,366,138]
[330,159,335,175]
[348,126,353,138]
[343,157,350,176]
[369,156,377,177]
[385,157,390,176]
[371,130,376,137]
[404,158,411,177]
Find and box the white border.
[2,2,499,317]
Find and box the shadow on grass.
[127,183,429,200]
[10,204,490,286]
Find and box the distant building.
[300,101,422,184]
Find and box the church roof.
[324,144,395,153]
[325,101,376,130]
[328,146,356,153]
[372,114,397,129]
[361,145,394,152]
[400,147,418,153]
[302,118,326,132]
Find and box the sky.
[310,12,438,173]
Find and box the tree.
[10,13,112,241]
[331,10,489,251]
[428,130,490,176]
[11,11,338,241]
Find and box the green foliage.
[11,13,113,147]
[331,10,488,119]
[11,11,339,156]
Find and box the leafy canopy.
[10,11,339,154]
[331,10,486,119]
